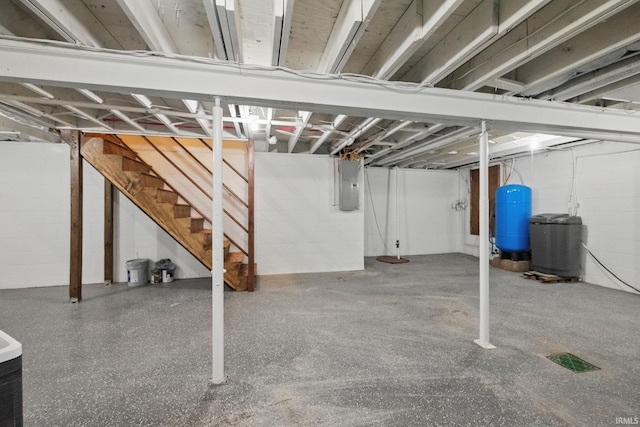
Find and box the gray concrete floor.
[1,254,638,426]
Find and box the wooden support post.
[104,180,114,284]
[69,131,83,302]
[247,138,255,292]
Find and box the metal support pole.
[211,97,227,384]
[395,166,400,259]
[474,120,496,349]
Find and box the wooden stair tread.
[227,252,244,263]
[103,139,137,159]
[121,157,151,173]
[140,173,164,188]
[156,188,178,204]
[174,204,191,218]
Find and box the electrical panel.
[339,160,360,211]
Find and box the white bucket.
[126,259,149,286]
[161,268,175,283]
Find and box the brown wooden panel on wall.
[470,165,501,236]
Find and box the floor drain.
[547,353,601,373]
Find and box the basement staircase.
[81,135,254,291]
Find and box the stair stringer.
[82,136,249,290]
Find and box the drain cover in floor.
[547,353,600,373]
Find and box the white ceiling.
[1,0,640,169]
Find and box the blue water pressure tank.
[495,184,532,252]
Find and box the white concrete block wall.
[0,141,71,288]
[0,141,208,289]
[460,141,640,294]
[364,167,463,256]
[255,153,364,274]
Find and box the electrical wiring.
[581,242,640,294]
[364,167,394,255]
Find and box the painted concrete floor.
[1,254,638,426]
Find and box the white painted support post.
[211,97,227,384]
[395,166,400,259]
[474,120,496,349]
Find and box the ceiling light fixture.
[248,114,260,132]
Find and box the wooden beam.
[69,130,83,302]
[104,179,114,284]
[247,138,255,292]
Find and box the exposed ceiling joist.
[517,2,640,96]
[401,0,499,84]
[65,105,113,131]
[376,127,479,167]
[287,111,310,153]
[330,117,381,155]
[572,73,640,104]
[2,99,73,127]
[271,0,295,66]
[318,0,382,74]
[18,0,118,47]
[0,112,60,143]
[365,124,449,165]
[356,120,413,153]
[450,0,637,91]
[289,0,381,153]
[116,0,178,53]
[362,0,464,80]
[204,0,242,61]
[114,4,206,135]
[309,114,347,154]
[539,54,640,102]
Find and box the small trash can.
[0,330,22,427]
[126,259,149,286]
[529,214,582,277]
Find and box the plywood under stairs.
[82,136,253,291]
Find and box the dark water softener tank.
[529,214,582,277]
[495,184,532,252]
